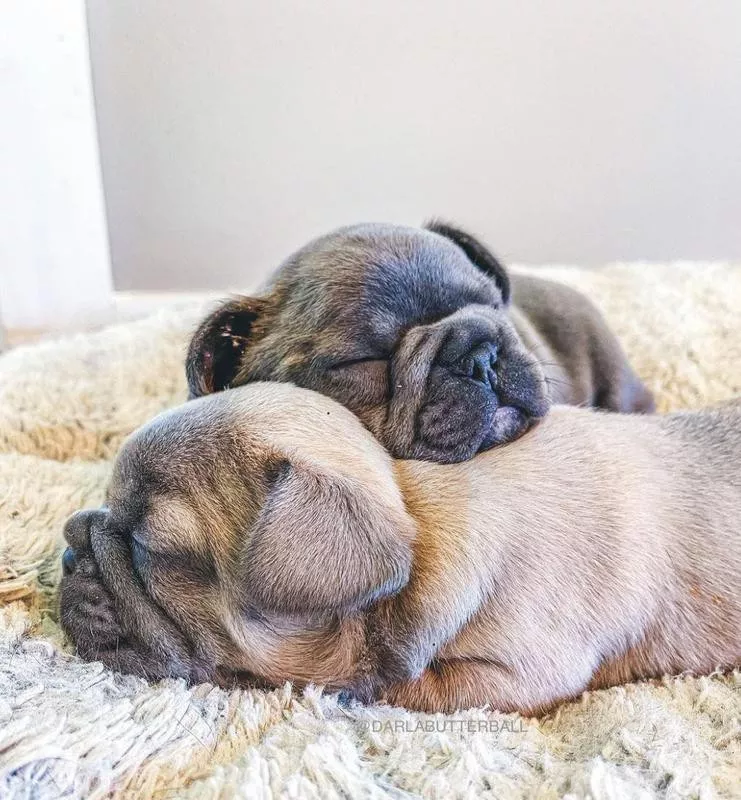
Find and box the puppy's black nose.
[453,342,498,390]
[62,547,77,576]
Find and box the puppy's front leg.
[382,659,570,715]
[350,492,488,701]
[355,568,486,701]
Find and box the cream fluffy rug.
[1,263,740,799]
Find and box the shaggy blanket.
[1,263,740,799]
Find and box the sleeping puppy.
[185,222,654,462]
[59,384,741,714]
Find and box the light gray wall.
[87,0,741,291]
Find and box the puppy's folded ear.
[186,298,267,398]
[244,459,414,614]
[425,220,511,305]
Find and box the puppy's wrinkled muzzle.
[64,507,105,550]
[383,305,550,463]
[62,509,107,579]
[59,507,214,685]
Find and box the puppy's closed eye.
[129,533,218,589]
[324,359,390,407]
[329,357,387,370]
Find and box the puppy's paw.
[336,689,356,708]
[338,676,383,707]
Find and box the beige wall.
[87,1,741,291]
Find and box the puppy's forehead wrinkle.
[115,404,260,492]
[293,227,488,306]
[236,226,504,393]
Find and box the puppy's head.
[186,222,549,463]
[59,384,415,686]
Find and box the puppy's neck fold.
[223,609,371,690]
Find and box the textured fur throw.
[1,263,740,798]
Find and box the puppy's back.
[397,401,741,685]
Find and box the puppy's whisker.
[544,376,577,390]
[526,342,554,357]
[536,360,571,371]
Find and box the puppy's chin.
[480,407,538,449]
[476,356,551,451]
[411,375,546,463]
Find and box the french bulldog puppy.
[185,222,654,462]
[60,384,741,714]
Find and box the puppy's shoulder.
[528,404,649,440]
[660,398,741,455]
[509,272,602,322]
